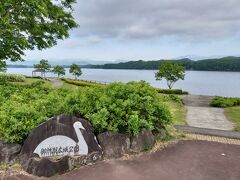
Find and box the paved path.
[48,78,63,88]
[3,140,240,180]
[52,140,240,180]
[183,95,234,130]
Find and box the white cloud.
[73,0,240,40]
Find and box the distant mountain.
[7,59,128,67]
[88,56,240,72]
[174,55,230,61]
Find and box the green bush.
[0,84,69,143]
[0,74,26,82]
[0,81,173,143]
[61,78,103,87]
[163,94,184,104]
[156,88,188,95]
[65,81,172,136]
[210,97,240,108]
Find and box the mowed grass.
[11,77,52,88]
[165,101,186,125]
[225,106,240,131]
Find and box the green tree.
[0,61,7,73]
[0,0,78,65]
[69,64,82,79]
[52,65,65,78]
[155,61,185,89]
[34,59,51,77]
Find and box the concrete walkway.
[183,95,234,131]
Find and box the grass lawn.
[11,77,52,88]
[61,81,80,89]
[165,101,186,125]
[225,106,240,131]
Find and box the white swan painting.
[34,121,88,157]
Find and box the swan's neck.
[74,128,88,147]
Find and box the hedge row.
[61,78,103,87]
[156,88,188,95]
[210,97,240,108]
[0,74,26,82]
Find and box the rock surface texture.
[97,132,130,159]
[21,114,102,163]
[20,114,103,177]
[24,152,103,177]
[0,140,22,164]
[130,129,156,152]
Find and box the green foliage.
[0,84,69,143]
[0,81,173,143]
[225,107,240,131]
[65,81,172,136]
[69,64,82,79]
[0,0,78,63]
[0,61,7,72]
[52,65,65,77]
[61,78,102,87]
[156,88,188,95]
[155,61,185,89]
[34,59,51,71]
[0,74,25,82]
[210,97,240,108]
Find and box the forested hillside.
[89,57,240,71]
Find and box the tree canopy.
[34,59,51,77]
[52,65,65,77]
[69,64,82,79]
[0,61,7,72]
[155,61,185,89]
[0,0,78,64]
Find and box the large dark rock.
[21,114,102,164]
[0,140,22,164]
[130,129,155,152]
[24,156,70,177]
[24,152,103,177]
[97,132,130,159]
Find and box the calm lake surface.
[7,68,240,97]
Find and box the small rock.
[97,132,130,159]
[0,140,22,164]
[130,129,155,152]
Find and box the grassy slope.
[11,78,52,88]
[225,106,240,131]
[165,101,186,125]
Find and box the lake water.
[7,68,240,97]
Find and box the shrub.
[210,97,240,108]
[0,74,26,82]
[0,81,173,143]
[0,84,69,143]
[163,94,184,104]
[61,78,103,87]
[156,88,188,95]
[65,81,172,136]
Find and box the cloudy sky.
[25,0,240,62]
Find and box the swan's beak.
[80,125,85,130]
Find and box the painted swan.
[34,121,88,157]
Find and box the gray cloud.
[72,0,240,40]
